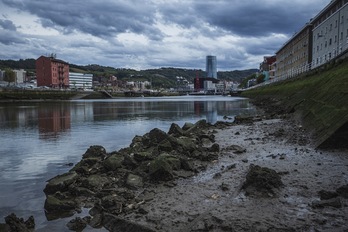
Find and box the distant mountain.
[0,59,257,85]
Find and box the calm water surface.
[0,95,256,231]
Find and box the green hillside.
[242,57,348,148]
[0,59,257,87]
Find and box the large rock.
[184,119,209,135]
[44,171,78,194]
[44,194,77,211]
[3,213,35,232]
[82,145,107,159]
[242,165,283,197]
[103,153,124,171]
[168,123,184,136]
[148,154,180,181]
[82,174,109,190]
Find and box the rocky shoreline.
[1,101,348,231]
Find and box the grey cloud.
[0,19,17,31]
[2,0,163,40]
[192,1,328,37]
[0,29,27,45]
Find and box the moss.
[242,57,348,147]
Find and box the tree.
[256,74,266,84]
[4,68,16,85]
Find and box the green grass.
[242,57,348,146]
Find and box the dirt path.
[123,117,348,231]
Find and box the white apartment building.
[14,69,27,83]
[312,1,348,68]
[69,72,93,89]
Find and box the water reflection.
[38,105,71,140]
[0,96,256,230]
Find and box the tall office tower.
[206,55,217,79]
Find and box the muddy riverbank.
[1,104,348,232]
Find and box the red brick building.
[36,56,69,88]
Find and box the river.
[0,95,256,231]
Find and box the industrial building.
[69,72,93,90]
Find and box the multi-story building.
[69,72,93,90]
[276,22,313,79]
[259,56,276,80]
[36,56,69,88]
[206,55,217,79]
[0,69,5,81]
[274,0,348,79]
[312,0,348,68]
[13,69,27,84]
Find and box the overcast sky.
[0,0,330,71]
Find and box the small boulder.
[44,171,78,194]
[4,213,35,232]
[66,217,87,231]
[148,154,179,181]
[82,145,107,159]
[126,173,144,189]
[242,165,283,197]
[336,184,348,199]
[168,123,184,136]
[44,194,77,211]
[103,153,124,171]
[103,213,156,232]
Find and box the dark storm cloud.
[2,0,163,40]
[0,19,17,31]
[0,29,27,45]
[192,1,326,37]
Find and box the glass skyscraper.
[206,55,217,78]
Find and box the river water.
[0,95,256,231]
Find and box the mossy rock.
[44,194,77,211]
[44,171,78,194]
[148,154,180,181]
[103,153,124,171]
[125,173,144,189]
[82,175,109,189]
[82,145,107,159]
[242,165,283,197]
[168,123,184,136]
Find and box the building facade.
[206,55,217,78]
[312,0,348,68]
[276,23,313,79]
[69,72,93,89]
[259,56,276,80]
[274,0,348,79]
[36,56,69,88]
[13,69,27,84]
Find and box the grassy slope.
[242,58,348,147]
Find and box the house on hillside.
[259,56,276,81]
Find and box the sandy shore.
[122,116,348,231]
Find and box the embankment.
[242,57,348,148]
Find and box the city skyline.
[0,0,330,71]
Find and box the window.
[329,38,332,45]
